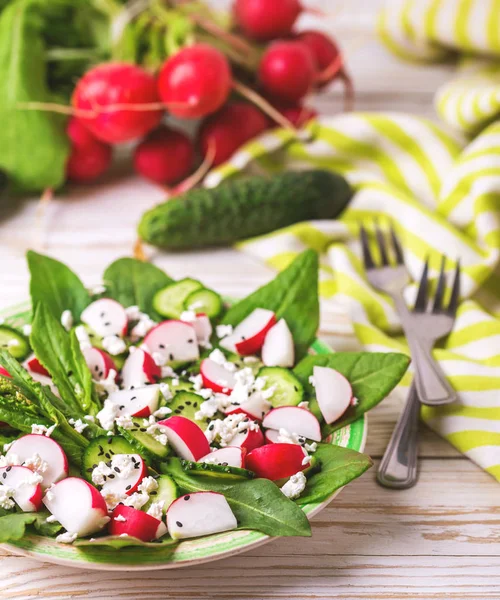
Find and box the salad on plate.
[0,249,409,555]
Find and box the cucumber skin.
[138,170,352,250]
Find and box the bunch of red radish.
[66,0,349,189]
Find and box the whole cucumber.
[138,170,352,250]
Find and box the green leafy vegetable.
[30,304,101,417]
[0,512,59,543]
[0,0,69,192]
[27,251,90,321]
[222,250,319,360]
[164,458,311,537]
[298,444,372,505]
[103,258,174,320]
[294,352,410,434]
[75,536,177,549]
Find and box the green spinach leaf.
[222,250,319,359]
[27,251,90,321]
[163,458,311,537]
[103,258,173,320]
[75,536,178,549]
[0,0,69,192]
[0,512,59,543]
[294,352,410,434]
[30,303,101,416]
[298,443,372,505]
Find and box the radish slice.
[167,492,237,540]
[144,320,199,364]
[121,348,160,389]
[262,406,322,442]
[95,454,147,497]
[313,366,352,424]
[199,447,246,469]
[200,358,236,394]
[225,392,271,421]
[43,477,109,537]
[24,356,49,377]
[83,347,117,381]
[230,426,264,452]
[158,416,210,461]
[188,313,212,347]
[110,505,167,541]
[261,319,294,367]
[106,385,161,419]
[246,443,307,480]
[6,434,68,489]
[0,366,10,378]
[219,309,276,355]
[264,429,280,444]
[0,465,43,512]
[81,299,128,338]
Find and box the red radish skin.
[274,104,318,128]
[246,443,306,480]
[0,366,11,378]
[121,348,160,389]
[259,41,317,104]
[0,465,43,512]
[158,416,210,461]
[134,126,194,185]
[198,103,269,166]
[110,505,166,542]
[24,357,50,378]
[158,44,232,120]
[220,309,277,356]
[234,0,302,40]
[83,347,117,382]
[231,427,264,452]
[65,118,112,183]
[200,358,236,394]
[72,63,163,144]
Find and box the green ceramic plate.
[0,301,367,571]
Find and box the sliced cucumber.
[168,391,207,423]
[120,419,170,460]
[184,288,223,319]
[180,459,254,480]
[257,366,304,407]
[153,279,203,319]
[80,325,126,369]
[0,326,30,360]
[82,436,137,482]
[144,474,178,513]
[160,377,194,396]
[225,353,263,375]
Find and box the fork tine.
[390,225,405,265]
[432,255,447,312]
[447,259,461,315]
[359,225,375,269]
[374,221,390,266]
[414,257,429,311]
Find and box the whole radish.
[72,63,163,144]
[259,41,316,103]
[273,103,318,128]
[296,31,343,86]
[234,0,302,40]
[198,102,269,166]
[134,126,194,185]
[66,118,112,183]
[158,44,232,120]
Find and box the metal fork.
[360,224,460,407]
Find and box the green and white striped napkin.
[204,113,500,480]
[379,0,500,134]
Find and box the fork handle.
[377,382,420,489]
[393,296,457,407]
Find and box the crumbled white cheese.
[23,471,44,485]
[102,335,126,356]
[138,476,158,495]
[280,471,307,499]
[60,310,74,332]
[31,423,56,437]
[216,324,233,339]
[152,351,167,367]
[171,378,179,386]
[189,373,203,391]
[253,377,267,391]
[302,454,312,466]
[44,485,55,502]
[22,324,32,336]
[56,531,78,544]
[93,454,139,488]
[304,441,318,453]
[308,375,316,387]
[84,415,95,423]
[96,399,120,431]
[0,454,21,468]
[120,533,129,538]
[161,366,175,378]
[23,453,48,474]
[153,406,172,419]
[93,369,119,396]
[46,515,58,523]
[75,325,92,351]
[198,387,214,400]
[261,386,276,400]
[2,442,13,453]
[7,339,20,348]
[277,428,306,446]
[114,514,127,523]
[122,492,149,510]
[180,310,197,322]
[69,418,88,434]
[146,501,165,521]
[243,356,259,364]
[100,489,126,511]
[351,397,359,406]
[298,401,310,409]
[159,383,172,402]
[195,393,232,421]
[115,414,134,429]
[145,420,169,446]
[90,284,107,295]
[130,313,155,341]
[205,413,259,446]
[0,485,15,510]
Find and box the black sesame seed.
[294,386,298,392]
[114,467,121,473]
[194,402,198,408]
[240,429,248,435]
[150,491,158,496]
[106,460,112,467]
[140,428,147,432]
[110,450,115,455]
[119,405,125,410]
[169,353,174,361]
[94,365,99,372]
[98,445,104,452]
[134,463,140,469]
[184,495,190,501]
[92,463,98,469]
[67,370,73,376]
[176,521,183,527]
[105,453,111,459]
[86,468,93,473]
[175,409,181,414]
[159,344,165,349]
[6,466,12,473]
[187,339,194,344]
[99,371,104,378]
[104,322,111,327]
[185,401,192,406]
[178,405,184,410]
[131,396,137,401]
[107,438,113,444]
[222,462,228,467]
[125,485,132,491]
[107,474,115,479]
[209,424,215,431]
[2,473,6,479]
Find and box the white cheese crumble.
[159,383,173,403]
[44,485,55,502]
[130,313,155,341]
[123,492,149,510]
[153,406,172,419]
[277,429,306,446]
[304,442,318,453]
[352,397,359,406]
[195,393,232,421]
[0,454,21,468]
[0,486,15,510]
[60,310,74,332]
[2,442,13,453]
[205,413,259,446]
[84,415,95,423]
[302,454,312,466]
[93,369,119,396]
[298,401,310,409]
[56,531,78,544]
[138,476,158,495]
[31,423,56,437]
[152,351,167,367]
[23,453,48,474]
[115,414,134,429]
[69,418,88,434]
[216,324,233,339]
[146,501,165,521]
[243,356,259,364]
[96,399,120,431]
[114,514,127,522]
[161,366,175,378]
[308,375,316,387]
[46,515,58,523]
[280,471,307,499]
[143,418,169,446]
[102,335,126,356]
[90,284,107,295]
[74,325,92,351]
[180,310,197,322]
[22,324,32,336]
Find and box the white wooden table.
[2,1,499,598]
